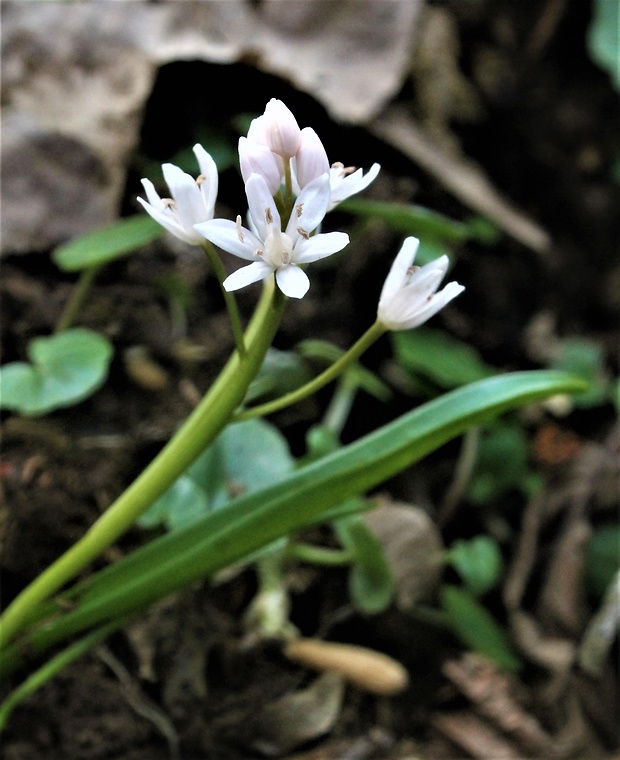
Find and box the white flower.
[138,144,218,245]
[247,98,301,159]
[195,173,349,299]
[328,161,381,210]
[377,237,464,330]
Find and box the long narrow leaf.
[0,371,586,674]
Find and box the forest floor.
[1,2,619,759]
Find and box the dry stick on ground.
[369,107,551,254]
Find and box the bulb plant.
[0,98,588,727]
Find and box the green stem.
[0,618,124,732]
[201,241,247,357]
[0,281,285,647]
[55,265,101,333]
[235,320,386,421]
[287,543,353,566]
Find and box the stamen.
[331,161,356,176]
[162,198,176,209]
[296,203,304,217]
[406,266,421,276]
[265,207,273,225]
[297,227,310,240]
[255,248,264,257]
[236,215,245,242]
[196,174,206,187]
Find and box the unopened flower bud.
[294,127,330,189]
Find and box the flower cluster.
[139,98,463,322]
[197,99,379,299]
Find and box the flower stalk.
[0,281,286,647]
[235,320,386,421]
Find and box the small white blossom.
[328,161,381,210]
[377,237,464,331]
[247,98,302,159]
[138,144,218,245]
[195,173,349,299]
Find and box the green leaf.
[587,0,620,90]
[440,585,521,671]
[0,329,113,416]
[447,536,504,597]
[139,418,295,530]
[340,198,499,247]
[335,516,395,614]
[467,422,534,505]
[0,370,587,671]
[392,328,496,390]
[52,215,164,272]
[245,348,314,404]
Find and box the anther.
[297,227,310,240]
[236,215,245,242]
[162,198,176,209]
[196,174,206,187]
[296,203,304,217]
[265,207,273,225]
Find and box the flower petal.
[378,237,419,307]
[391,282,465,330]
[140,178,162,207]
[165,170,208,242]
[294,127,330,189]
[239,137,282,195]
[223,261,274,292]
[286,173,331,240]
[194,219,262,261]
[137,196,193,245]
[328,162,381,209]
[294,232,350,263]
[193,144,218,217]
[275,265,310,299]
[245,173,281,239]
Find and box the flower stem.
[0,281,285,647]
[201,241,247,357]
[55,265,102,333]
[286,542,353,566]
[235,320,386,421]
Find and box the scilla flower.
[195,173,349,299]
[328,161,381,210]
[137,144,218,245]
[377,237,464,330]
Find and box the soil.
[1,2,619,759]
